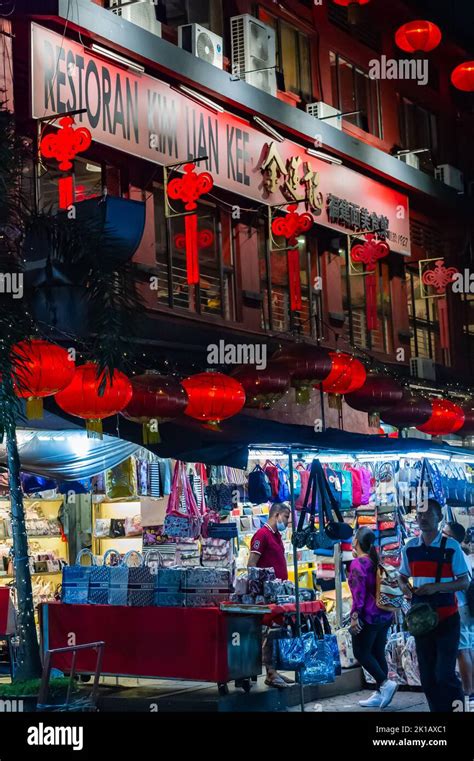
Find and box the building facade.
[7,0,474,430]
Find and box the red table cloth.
[40,603,234,681]
[261,600,326,626]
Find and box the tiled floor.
[289,688,429,712]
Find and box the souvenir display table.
[39,602,265,692]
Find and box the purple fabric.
[348,556,393,625]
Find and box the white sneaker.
[379,679,398,709]
[359,691,383,707]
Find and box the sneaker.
[379,679,398,709]
[359,691,383,708]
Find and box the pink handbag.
[163,461,202,539]
[295,468,311,510]
[358,467,372,505]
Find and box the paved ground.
[290,687,429,712]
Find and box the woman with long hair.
[348,527,398,709]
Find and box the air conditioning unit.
[435,164,464,193]
[398,152,420,170]
[178,24,223,69]
[230,14,277,96]
[108,0,162,37]
[410,357,436,382]
[306,102,342,130]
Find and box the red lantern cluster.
[321,352,366,407]
[395,20,442,53]
[181,372,246,428]
[345,374,403,427]
[451,62,474,92]
[416,398,465,436]
[380,390,432,429]
[122,373,189,443]
[273,344,332,405]
[232,364,290,409]
[55,363,133,437]
[12,339,76,419]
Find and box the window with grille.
[406,268,447,364]
[154,186,235,319]
[341,254,393,354]
[258,8,312,100]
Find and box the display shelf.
[0,571,62,579]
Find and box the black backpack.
[248,465,272,504]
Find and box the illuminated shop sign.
[31,23,410,255]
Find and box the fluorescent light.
[253,116,284,142]
[356,454,399,462]
[404,452,452,461]
[306,148,342,165]
[175,85,224,113]
[317,454,355,463]
[90,44,145,75]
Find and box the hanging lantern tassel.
[287,248,302,312]
[185,213,199,285]
[328,393,342,410]
[86,419,103,439]
[365,269,378,331]
[143,421,161,445]
[369,411,381,427]
[203,420,222,432]
[58,175,74,210]
[295,385,311,406]
[437,298,449,350]
[26,396,44,420]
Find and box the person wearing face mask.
[248,502,291,688]
[348,528,397,709]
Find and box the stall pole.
[288,451,305,713]
[334,541,343,629]
[319,383,326,430]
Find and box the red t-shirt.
[250,524,288,580]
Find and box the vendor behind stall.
[248,502,293,689]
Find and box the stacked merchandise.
[229,567,315,605]
[363,630,421,687]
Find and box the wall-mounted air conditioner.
[306,102,342,130]
[108,0,162,37]
[398,152,420,170]
[435,164,464,193]
[230,14,277,96]
[178,24,223,69]
[410,357,436,381]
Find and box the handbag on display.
[206,522,238,540]
[89,549,120,605]
[204,483,235,514]
[295,467,311,510]
[109,519,125,538]
[349,467,362,507]
[376,564,405,612]
[324,467,342,508]
[163,461,202,539]
[248,465,272,504]
[315,611,341,676]
[335,470,353,511]
[124,514,143,537]
[61,549,95,605]
[358,467,372,505]
[105,457,137,501]
[201,510,221,539]
[126,550,155,607]
[336,626,358,668]
[94,518,111,538]
[262,461,280,500]
[275,463,291,502]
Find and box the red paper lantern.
[232,364,290,409]
[167,163,214,285]
[395,20,442,53]
[121,373,189,443]
[345,374,404,427]
[55,363,133,437]
[332,0,370,24]
[321,352,367,407]
[12,339,76,419]
[416,398,465,436]
[458,400,474,437]
[451,61,474,92]
[272,344,332,405]
[181,372,246,428]
[380,390,432,429]
[39,116,92,172]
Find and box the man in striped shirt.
[399,499,471,712]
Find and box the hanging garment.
[148,462,162,498]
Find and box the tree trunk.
[6,424,42,681]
